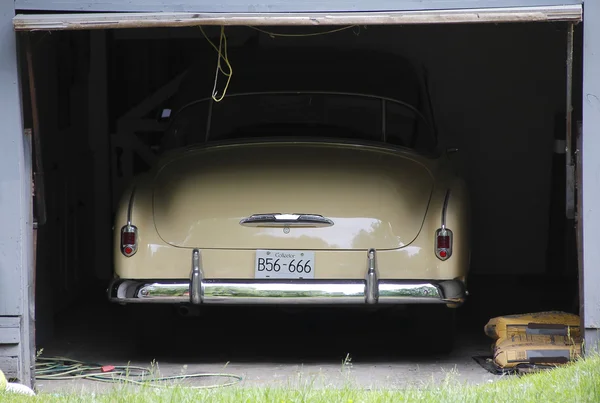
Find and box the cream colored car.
[109,48,470,327]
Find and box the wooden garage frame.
[1,0,597,389]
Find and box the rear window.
[163,92,434,152]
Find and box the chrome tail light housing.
[435,228,453,261]
[121,224,138,257]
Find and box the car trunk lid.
[152,142,434,250]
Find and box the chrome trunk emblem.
[240,213,334,228]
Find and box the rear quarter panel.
[421,168,471,281]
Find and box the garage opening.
[17,11,583,389]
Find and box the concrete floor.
[32,274,579,394]
[34,301,501,394]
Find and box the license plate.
[254,250,315,279]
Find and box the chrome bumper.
[108,249,467,305]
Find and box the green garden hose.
[35,356,242,389]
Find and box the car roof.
[170,47,426,114]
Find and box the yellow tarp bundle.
[493,333,582,368]
[485,311,581,340]
[485,311,582,369]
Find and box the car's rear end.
[109,141,469,307]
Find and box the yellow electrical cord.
[197,24,361,102]
[246,25,358,37]
[199,26,233,102]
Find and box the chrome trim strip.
[126,187,136,226]
[365,249,378,304]
[109,278,464,305]
[240,213,334,227]
[381,99,387,142]
[109,280,189,303]
[137,283,188,302]
[441,189,451,229]
[203,280,366,304]
[378,281,443,303]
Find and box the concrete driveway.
[35,301,499,393]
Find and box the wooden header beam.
[14,5,581,31]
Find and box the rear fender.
[113,175,162,277]
[423,178,470,280]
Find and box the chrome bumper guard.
[108,249,467,305]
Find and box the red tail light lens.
[121,225,138,257]
[122,232,136,245]
[435,228,452,261]
[437,235,450,249]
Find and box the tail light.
[435,228,453,261]
[121,225,138,257]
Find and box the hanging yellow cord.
[246,25,358,37]
[199,26,232,102]
[198,24,360,101]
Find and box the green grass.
[3,355,600,403]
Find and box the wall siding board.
[15,0,582,13]
[582,0,600,351]
[0,0,34,386]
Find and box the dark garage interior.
[23,21,582,388]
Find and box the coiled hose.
[35,356,242,389]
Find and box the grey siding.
[0,1,34,386]
[15,0,582,13]
[582,0,600,350]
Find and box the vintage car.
[109,47,470,348]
